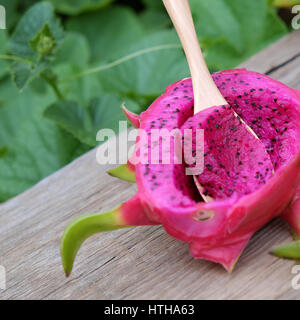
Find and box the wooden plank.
[1,30,300,300]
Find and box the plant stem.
[60,44,181,82]
[0,54,32,65]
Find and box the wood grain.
[0,30,300,300]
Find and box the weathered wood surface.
[0,31,300,300]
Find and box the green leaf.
[0,75,56,147]
[142,0,164,10]
[96,30,188,106]
[44,94,138,146]
[0,113,84,201]
[0,31,9,78]
[0,77,88,202]
[54,63,102,105]
[10,60,48,90]
[9,2,64,90]
[54,32,90,67]
[10,2,64,60]
[67,6,145,62]
[49,0,113,15]
[0,0,20,30]
[190,0,288,70]
[139,9,171,33]
[262,6,289,44]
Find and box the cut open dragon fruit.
[61,69,300,275]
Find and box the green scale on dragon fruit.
[61,69,300,276]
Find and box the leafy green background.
[0,0,296,202]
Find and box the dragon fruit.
[61,69,300,276]
[281,184,300,236]
[181,105,273,200]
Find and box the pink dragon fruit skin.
[216,70,300,239]
[281,188,300,237]
[122,104,141,128]
[61,69,300,275]
[133,69,300,270]
[280,88,300,237]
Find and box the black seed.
[206,164,213,170]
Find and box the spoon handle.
[163,0,226,113]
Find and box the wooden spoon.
[163,0,273,202]
[163,0,226,113]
